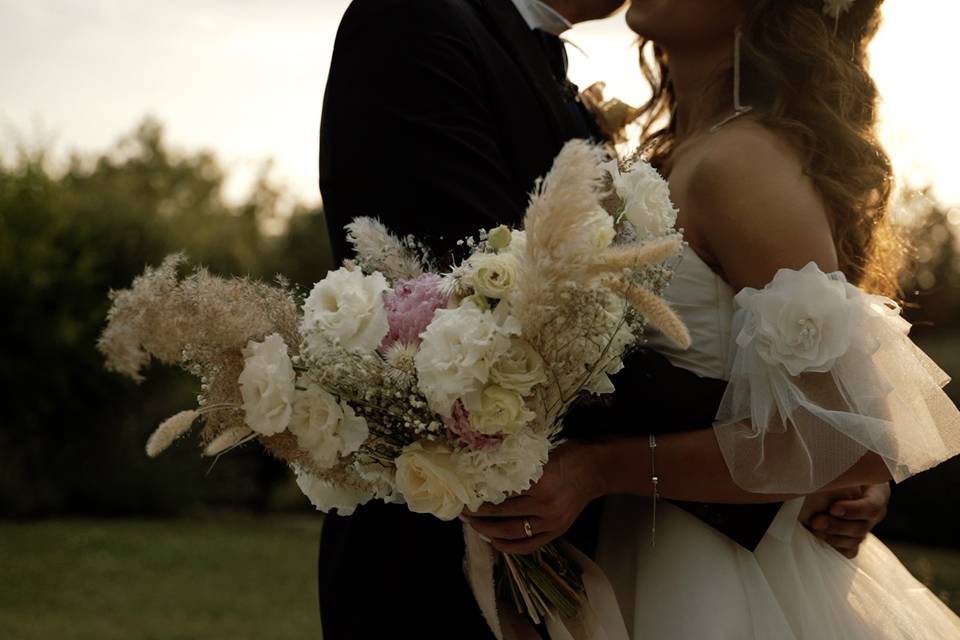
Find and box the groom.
[317,0,890,637]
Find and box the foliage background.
[0,119,332,519]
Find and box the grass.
[0,519,957,639]
[0,516,325,640]
[890,541,960,612]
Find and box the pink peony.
[380,274,449,350]
[446,400,503,451]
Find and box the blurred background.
[1,1,958,638]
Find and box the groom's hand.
[802,483,891,559]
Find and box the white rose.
[395,442,474,520]
[735,262,855,376]
[301,267,389,354]
[487,225,512,251]
[290,382,368,468]
[491,338,548,395]
[238,333,295,435]
[458,429,550,505]
[605,160,678,238]
[295,468,371,516]
[465,253,519,300]
[463,385,535,436]
[415,304,518,416]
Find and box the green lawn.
[0,516,325,640]
[0,519,957,640]
[889,541,960,612]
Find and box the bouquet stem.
[500,542,587,625]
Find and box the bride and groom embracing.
[317,0,960,638]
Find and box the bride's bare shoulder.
[679,120,838,289]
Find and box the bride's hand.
[461,441,604,554]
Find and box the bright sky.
[2,0,958,209]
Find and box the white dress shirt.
[509,0,572,35]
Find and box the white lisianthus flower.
[735,262,855,376]
[465,253,519,300]
[491,338,548,395]
[458,429,550,505]
[238,333,295,435]
[604,160,678,239]
[463,385,535,436]
[301,267,390,354]
[395,441,475,520]
[487,225,512,251]
[415,304,519,416]
[289,382,369,468]
[295,468,371,516]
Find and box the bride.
[464,0,960,637]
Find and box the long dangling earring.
[709,26,753,134]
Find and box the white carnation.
[606,160,678,239]
[301,267,390,354]
[415,304,519,416]
[295,468,371,516]
[458,430,550,505]
[355,461,403,504]
[238,333,295,435]
[289,382,369,469]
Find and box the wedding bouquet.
[99,140,689,627]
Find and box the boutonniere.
[579,81,642,144]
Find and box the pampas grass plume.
[346,217,423,280]
[204,425,254,457]
[588,236,683,278]
[146,410,199,458]
[606,279,692,350]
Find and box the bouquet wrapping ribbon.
[463,524,630,640]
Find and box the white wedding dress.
[594,245,960,640]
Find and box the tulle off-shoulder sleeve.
[714,262,960,494]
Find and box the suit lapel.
[470,0,579,145]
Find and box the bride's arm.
[463,435,890,554]
[583,431,892,504]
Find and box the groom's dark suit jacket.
[317,1,779,637]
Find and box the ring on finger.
[522,518,534,539]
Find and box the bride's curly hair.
[638,0,904,297]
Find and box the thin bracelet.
[649,434,659,548]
